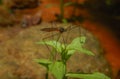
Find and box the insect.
[40,23,83,61]
[40,24,83,44]
[40,27,67,33]
[40,24,76,41]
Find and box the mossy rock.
[0,22,112,79]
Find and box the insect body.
[40,24,81,41]
[40,27,67,33]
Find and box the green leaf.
[75,47,94,56]
[67,50,76,56]
[67,36,94,56]
[49,61,66,79]
[36,41,65,53]
[66,72,111,79]
[34,59,52,68]
[67,36,86,49]
[64,50,75,60]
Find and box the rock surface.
[0,23,112,79]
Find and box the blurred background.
[0,0,120,79]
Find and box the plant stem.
[63,61,67,79]
[45,66,49,79]
[60,0,64,20]
[45,72,48,79]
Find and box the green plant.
[35,36,110,79]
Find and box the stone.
[0,23,112,79]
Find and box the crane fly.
[40,24,83,42]
[40,23,83,61]
[40,27,66,33]
[40,24,82,41]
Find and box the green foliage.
[37,40,65,53]
[37,36,93,55]
[37,36,94,61]
[66,72,110,79]
[34,59,52,68]
[35,36,111,79]
[66,37,94,56]
[49,61,66,79]
[35,59,66,79]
